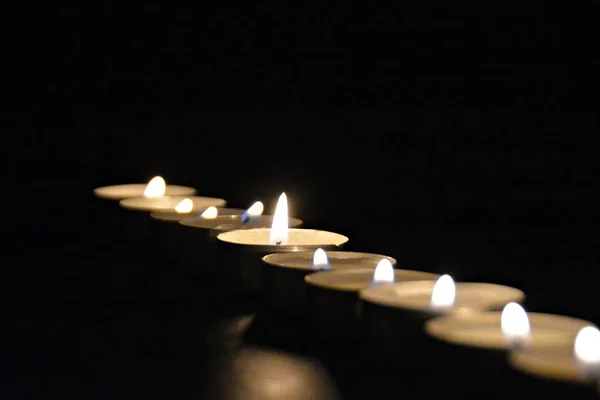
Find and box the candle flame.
[430,274,456,312]
[246,201,264,217]
[372,259,394,284]
[574,326,600,364]
[144,176,166,197]
[501,302,530,348]
[174,198,193,213]
[269,193,288,245]
[312,248,330,270]
[201,206,218,219]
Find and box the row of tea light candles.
[94,176,600,398]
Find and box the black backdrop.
[5,2,600,399]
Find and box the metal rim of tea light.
[119,196,227,212]
[425,311,593,351]
[305,268,440,293]
[216,228,348,254]
[152,208,246,222]
[262,251,397,271]
[93,184,197,200]
[360,281,525,313]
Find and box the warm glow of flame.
[574,326,600,364]
[269,193,288,245]
[430,274,456,312]
[201,206,218,219]
[372,259,394,284]
[501,302,530,347]
[312,248,330,270]
[174,198,193,213]
[246,201,264,217]
[144,176,166,197]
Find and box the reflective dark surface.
[8,200,600,399]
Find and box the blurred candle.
[359,276,525,364]
[262,249,397,315]
[92,176,197,238]
[304,263,439,337]
[424,307,593,398]
[118,194,226,242]
[508,326,600,399]
[150,203,245,263]
[94,176,196,200]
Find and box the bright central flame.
[372,259,394,284]
[312,248,330,270]
[246,201,264,217]
[430,274,456,312]
[144,176,166,197]
[269,193,288,245]
[574,326,600,364]
[201,206,218,219]
[174,198,193,213]
[501,302,530,348]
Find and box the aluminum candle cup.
[216,228,348,296]
[92,182,196,236]
[180,216,303,276]
[261,251,397,315]
[304,268,440,338]
[424,311,593,398]
[509,347,600,399]
[508,327,600,400]
[118,196,226,241]
[150,208,245,263]
[359,281,525,365]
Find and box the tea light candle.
[215,193,348,295]
[93,176,196,200]
[423,305,593,397]
[150,206,247,262]
[425,306,591,351]
[91,176,197,237]
[261,250,397,315]
[217,227,346,295]
[304,263,440,337]
[180,210,303,277]
[117,195,226,242]
[508,326,600,399]
[119,195,227,213]
[359,276,525,363]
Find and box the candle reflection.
[224,348,341,400]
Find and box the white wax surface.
[119,196,226,212]
[94,184,196,200]
[182,216,303,232]
[151,208,245,222]
[263,251,397,271]
[217,228,348,247]
[305,268,439,292]
[360,281,525,313]
[426,312,592,350]
[509,346,584,383]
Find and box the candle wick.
[510,338,528,352]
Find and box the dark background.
[5,2,600,399]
